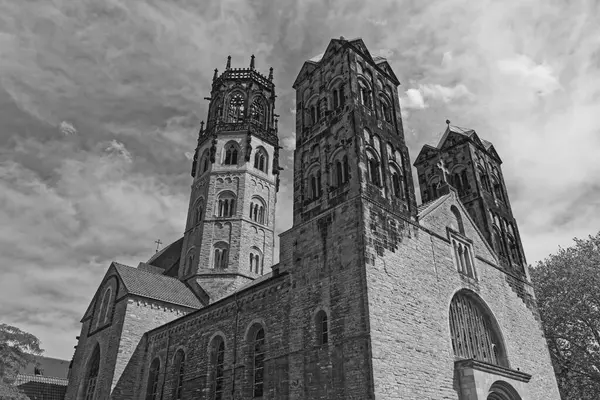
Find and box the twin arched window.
[194,198,204,225]
[452,167,469,196]
[83,345,100,400]
[332,155,350,188]
[249,198,266,224]
[223,143,239,165]
[332,84,345,110]
[145,358,161,400]
[359,79,372,109]
[449,290,508,367]
[390,165,404,199]
[217,192,236,218]
[366,151,382,187]
[254,147,268,173]
[307,166,322,200]
[172,350,185,400]
[380,95,392,122]
[250,97,266,126]
[213,242,229,269]
[199,149,210,175]
[249,249,263,275]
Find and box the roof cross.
[437,159,449,183]
[154,239,163,253]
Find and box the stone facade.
[66,38,561,400]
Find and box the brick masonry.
[65,38,561,400]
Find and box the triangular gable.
[320,39,343,64]
[348,38,373,61]
[80,263,124,322]
[418,190,498,264]
[413,144,439,166]
[375,60,400,85]
[486,144,503,164]
[439,130,471,151]
[468,130,487,151]
[292,62,318,89]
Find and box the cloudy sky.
[1,0,599,360]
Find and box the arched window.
[186,251,195,275]
[366,151,381,187]
[493,227,506,258]
[479,167,490,192]
[429,176,440,199]
[216,192,236,218]
[223,142,239,165]
[507,235,521,266]
[254,147,268,173]
[250,97,266,126]
[452,167,469,196]
[359,79,372,109]
[380,96,392,122]
[390,165,404,199]
[211,338,225,400]
[450,205,465,235]
[145,358,161,400]
[487,381,522,400]
[310,105,317,126]
[315,310,328,345]
[172,350,185,400]
[253,328,266,398]
[493,178,505,202]
[318,98,328,120]
[194,198,204,225]
[307,166,322,200]
[249,197,266,225]
[332,154,349,188]
[332,89,340,109]
[199,149,210,175]
[227,93,245,123]
[213,242,229,269]
[83,345,100,400]
[96,286,112,328]
[249,248,263,275]
[452,238,475,278]
[449,290,508,367]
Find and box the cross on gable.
[154,239,163,253]
[437,159,449,183]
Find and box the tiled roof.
[15,374,68,400]
[113,263,203,309]
[20,356,69,379]
[417,194,450,216]
[146,237,183,270]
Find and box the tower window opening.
[227,93,245,123]
[318,98,328,120]
[254,148,268,173]
[311,106,317,126]
[213,243,229,269]
[452,237,475,278]
[452,168,469,196]
[307,168,322,200]
[250,97,266,126]
[390,165,404,199]
[380,96,392,122]
[316,311,329,345]
[359,81,372,109]
[199,149,210,175]
[332,154,349,188]
[367,151,381,187]
[249,249,263,274]
[493,227,507,258]
[224,143,239,165]
[217,198,236,218]
[253,328,266,397]
[493,179,505,203]
[194,198,204,224]
[332,89,339,109]
[250,198,266,224]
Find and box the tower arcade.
[182,55,280,301]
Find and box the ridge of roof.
[417,193,451,217]
[112,262,202,309]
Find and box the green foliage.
[0,323,44,400]
[531,232,600,399]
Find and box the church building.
[65,37,561,400]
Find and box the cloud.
[419,83,474,103]
[401,88,428,110]
[59,121,77,136]
[105,140,133,162]
[281,132,296,151]
[497,55,561,96]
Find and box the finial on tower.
[268,67,273,81]
[250,54,255,70]
[213,68,218,81]
[200,120,205,133]
[446,119,451,127]
[226,55,231,70]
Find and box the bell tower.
[181,55,280,302]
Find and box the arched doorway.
[487,381,521,400]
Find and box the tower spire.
[250,54,255,70]
[226,55,231,70]
[268,67,274,81]
[213,68,218,81]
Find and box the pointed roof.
[293,37,400,88]
[146,237,183,272]
[415,124,502,165]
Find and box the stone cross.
[154,239,163,253]
[437,159,449,183]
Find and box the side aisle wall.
[362,197,561,399]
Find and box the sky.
[1,0,599,360]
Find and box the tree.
[530,232,600,399]
[0,324,43,400]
